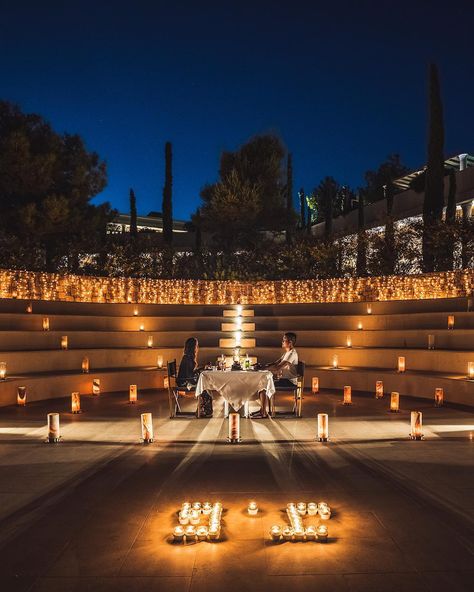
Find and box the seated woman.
[177,337,213,417]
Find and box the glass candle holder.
[129,384,137,403]
[343,385,352,405]
[312,377,319,393]
[390,392,400,412]
[434,387,444,407]
[375,380,384,399]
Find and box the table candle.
[42,317,49,331]
[296,502,306,516]
[293,527,305,541]
[346,335,352,348]
[398,356,406,373]
[189,510,200,525]
[47,413,60,442]
[139,324,144,331]
[357,321,363,330]
[178,512,189,525]
[71,392,81,413]
[305,525,317,540]
[61,336,68,350]
[82,357,89,374]
[428,334,435,350]
[184,525,196,540]
[332,355,338,369]
[0,362,6,380]
[92,378,100,395]
[133,308,138,316]
[317,413,329,441]
[192,502,202,513]
[316,524,328,542]
[173,526,184,541]
[248,501,258,515]
[270,525,282,541]
[367,304,372,314]
[282,527,294,541]
[468,362,474,380]
[129,384,137,403]
[202,502,212,515]
[147,336,153,348]
[141,412,154,443]
[196,526,208,541]
[26,303,32,313]
[157,355,164,369]
[228,413,240,443]
[448,315,454,329]
[307,502,318,516]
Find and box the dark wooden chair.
[167,359,199,418]
[270,361,305,418]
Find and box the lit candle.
[248,501,258,515]
[196,526,208,541]
[357,321,363,330]
[173,526,184,542]
[92,378,100,395]
[347,335,353,349]
[317,413,329,441]
[375,380,384,399]
[184,525,196,540]
[316,524,328,542]
[147,335,153,348]
[129,384,137,403]
[390,391,400,412]
[17,386,26,406]
[82,357,89,374]
[332,354,338,369]
[139,324,144,331]
[343,385,352,405]
[428,334,435,350]
[157,355,164,369]
[42,317,50,331]
[133,308,139,316]
[189,510,200,525]
[235,316,242,329]
[141,412,154,443]
[434,387,444,407]
[47,413,60,443]
[311,377,319,394]
[192,502,202,513]
[270,525,282,541]
[448,315,455,330]
[305,525,317,540]
[61,336,68,350]
[410,411,423,440]
[127,294,132,303]
[307,502,318,516]
[296,502,306,515]
[178,511,189,525]
[71,392,81,414]
[202,502,212,515]
[398,356,406,373]
[293,527,305,541]
[236,305,243,315]
[0,361,6,380]
[26,303,32,313]
[319,506,331,520]
[282,527,294,541]
[228,412,240,443]
[367,304,372,315]
[468,362,474,380]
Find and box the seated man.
[267,332,299,387]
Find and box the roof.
[393,153,474,190]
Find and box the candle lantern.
[196,526,208,541]
[296,502,306,515]
[133,308,139,316]
[311,377,319,394]
[173,526,184,542]
[17,386,26,406]
[42,317,50,331]
[202,502,212,515]
[468,362,474,380]
[316,524,328,542]
[61,336,68,350]
[357,321,363,330]
[26,303,32,313]
[305,525,317,540]
[307,502,317,516]
[410,411,423,440]
[247,501,258,515]
[92,378,100,395]
[332,355,338,369]
[228,412,240,443]
[147,335,153,348]
[0,361,6,380]
[367,304,372,315]
[343,385,352,405]
[163,376,169,389]
[317,413,329,442]
[139,324,144,331]
[434,387,444,407]
[270,525,282,541]
[71,392,81,414]
[184,525,196,540]
[141,412,154,443]
[47,413,60,443]
[346,335,352,348]
[82,357,89,374]
[375,380,384,399]
[398,356,406,373]
[157,355,164,369]
[448,315,455,330]
[129,384,138,404]
[390,391,400,412]
[428,334,435,350]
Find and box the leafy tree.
[363,154,409,204]
[312,177,339,236]
[129,188,138,238]
[162,141,173,244]
[285,153,295,244]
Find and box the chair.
[270,361,305,418]
[167,359,199,418]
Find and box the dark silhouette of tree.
[162,141,173,245]
[314,177,339,237]
[129,188,138,238]
[286,153,294,244]
[445,169,457,224]
[363,155,409,204]
[356,193,367,276]
[298,187,306,229]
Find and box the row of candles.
[173,502,223,542]
[270,502,330,542]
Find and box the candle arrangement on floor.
[17,386,27,406]
[434,387,444,407]
[269,501,331,543]
[410,411,424,440]
[343,385,352,405]
[311,377,319,394]
[92,378,100,395]
[375,380,384,399]
[173,501,223,543]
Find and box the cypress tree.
[299,187,306,229]
[129,188,138,239]
[286,153,294,244]
[162,141,173,245]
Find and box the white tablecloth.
[195,370,275,411]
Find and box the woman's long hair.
[184,337,198,365]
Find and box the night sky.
[1,0,473,221]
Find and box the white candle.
[398,356,406,373]
[346,335,352,348]
[448,315,455,329]
[468,362,474,380]
[282,527,294,541]
[228,413,240,442]
[42,317,50,331]
[305,525,317,540]
[184,525,196,540]
[147,335,153,348]
[317,413,329,441]
[248,501,258,515]
[410,411,423,440]
[332,355,338,369]
[61,336,68,350]
[129,384,137,403]
[92,378,100,395]
[358,321,363,330]
[47,413,60,442]
[296,502,306,515]
[0,361,6,380]
[196,526,208,541]
[270,525,282,541]
[307,502,318,516]
[173,526,184,541]
[317,524,328,542]
[312,377,319,393]
[157,355,164,369]
[141,413,154,443]
[189,510,200,525]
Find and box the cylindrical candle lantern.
[82,357,89,374]
[139,324,144,331]
[428,334,435,350]
[343,385,352,405]
[247,501,258,515]
[270,525,282,541]
[47,413,60,443]
[26,303,32,313]
[0,361,6,380]
[173,526,184,542]
[390,392,400,412]
[317,413,329,441]
[61,336,68,350]
[346,335,352,348]
[141,412,154,443]
[92,378,100,395]
[228,412,240,443]
[133,308,139,316]
[42,317,50,331]
[316,524,328,542]
[147,336,153,348]
[468,362,474,380]
[367,304,372,315]
[157,355,164,369]
[312,377,319,394]
[434,387,444,407]
[410,411,423,440]
[398,356,406,373]
[375,380,384,399]
[332,355,338,369]
[129,384,138,403]
[357,321,363,330]
[71,392,81,413]
[448,315,455,330]
[17,386,26,406]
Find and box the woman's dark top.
[177,353,199,388]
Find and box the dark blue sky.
[1,0,473,220]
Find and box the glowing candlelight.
[178,511,189,525]
[192,502,202,513]
[147,335,153,348]
[398,356,406,373]
[317,413,329,442]
[428,334,435,350]
[202,502,212,515]
[468,362,474,380]
[357,321,363,330]
[71,392,81,413]
[307,502,317,516]
[434,387,444,407]
[305,525,317,540]
[410,411,423,440]
[319,506,331,520]
[92,378,100,395]
[0,361,6,380]
[173,526,184,541]
[133,308,139,316]
[17,386,26,406]
[390,391,400,412]
[228,412,240,443]
[61,336,68,350]
[316,524,328,542]
[141,412,154,443]
[282,527,294,541]
[26,302,32,313]
[293,527,305,541]
[47,413,60,443]
[375,380,384,399]
[129,384,137,403]
[312,376,319,393]
[234,330,242,346]
[448,315,455,329]
[196,526,208,541]
[270,525,282,540]
[236,305,243,315]
[127,294,132,303]
[42,317,50,331]
[184,525,196,540]
[189,510,200,525]
[235,316,242,329]
[82,357,89,374]
[346,335,352,348]
[139,324,144,331]
[296,502,306,515]
[343,385,352,405]
[367,304,372,314]
[332,354,338,369]
[248,501,258,515]
[156,355,164,368]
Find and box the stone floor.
[0,388,473,592]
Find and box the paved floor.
[0,389,473,592]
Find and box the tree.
[313,177,339,237]
[363,154,409,204]
[0,100,110,270]
[285,153,295,244]
[162,141,173,245]
[298,187,306,229]
[356,193,367,276]
[129,188,138,238]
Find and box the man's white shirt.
[279,348,298,384]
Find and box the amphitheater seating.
[0,296,473,407]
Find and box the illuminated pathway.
[0,389,472,592]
